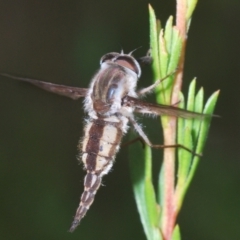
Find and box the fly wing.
[123,96,214,119]
[1,73,88,100]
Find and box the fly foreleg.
[137,69,177,96]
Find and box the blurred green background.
[0,0,239,239]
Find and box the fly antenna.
[118,43,124,54]
[128,46,142,56]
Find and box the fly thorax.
[91,64,136,115]
[85,52,141,117]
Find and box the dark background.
[0,0,239,239]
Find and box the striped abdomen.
[70,117,124,232]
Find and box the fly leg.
[137,69,177,96]
[122,137,145,149]
[128,116,202,157]
[137,49,152,66]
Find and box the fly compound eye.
[115,56,141,77]
[100,52,120,64]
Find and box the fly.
[1,51,211,232]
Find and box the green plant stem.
[161,1,189,239]
[161,125,176,239]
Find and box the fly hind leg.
[128,116,202,157]
[122,137,145,149]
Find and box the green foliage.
[129,1,219,240]
[175,80,219,210]
[129,143,162,240]
[172,225,181,240]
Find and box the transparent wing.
[1,73,88,100]
[123,96,215,119]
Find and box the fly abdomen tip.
[70,173,102,231]
[69,205,88,232]
[69,220,79,233]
